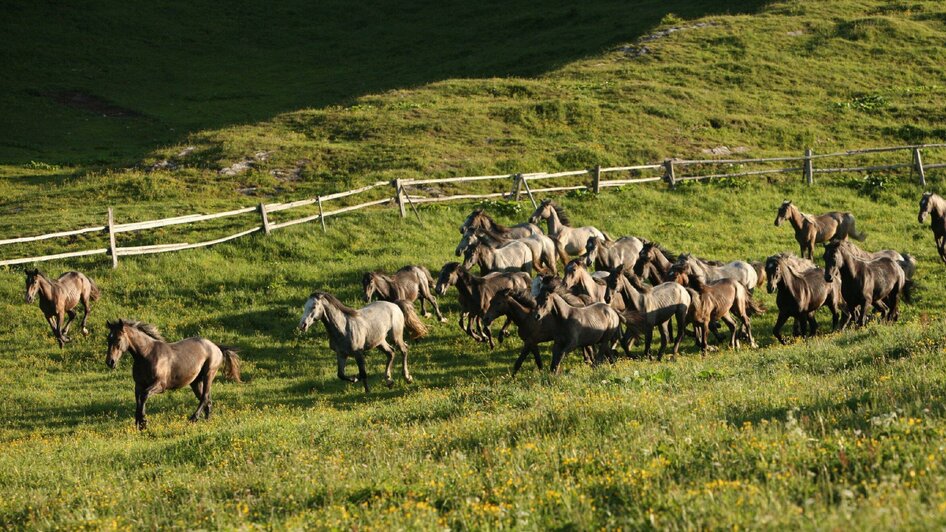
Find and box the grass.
[3,0,946,528]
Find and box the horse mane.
[312,291,360,317]
[544,278,590,306]
[474,225,508,244]
[642,241,676,262]
[506,288,537,309]
[621,269,651,293]
[774,252,814,278]
[550,201,570,226]
[119,319,165,341]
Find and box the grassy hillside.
[3,0,946,529]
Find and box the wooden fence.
[2,143,943,268]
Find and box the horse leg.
[551,341,575,374]
[740,309,757,348]
[189,370,212,422]
[336,355,358,383]
[427,293,446,323]
[53,312,68,348]
[671,310,687,358]
[656,322,669,360]
[721,314,738,350]
[79,295,92,335]
[46,316,59,342]
[858,302,870,327]
[700,322,710,356]
[773,311,789,345]
[61,309,77,338]
[135,387,150,430]
[807,314,818,338]
[643,326,654,360]
[377,341,396,387]
[393,336,413,384]
[354,352,370,393]
[189,380,205,420]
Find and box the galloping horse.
[918,192,946,264]
[298,291,427,393]
[106,319,241,430]
[25,268,100,348]
[534,285,622,373]
[775,200,866,259]
[764,253,843,344]
[823,240,903,328]
[529,200,608,263]
[583,235,645,272]
[671,254,759,293]
[455,228,556,274]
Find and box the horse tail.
[395,300,428,340]
[750,261,766,288]
[215,344,243,383]
[900,253,917,303]
[619,309,647,338]
[88,277,101,302]
[746,296,766,316]
[847,216,867,241]
[418,265,436,293]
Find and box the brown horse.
[25,268,100,348]
[775,200,866,259]
[362,266,445,322]
[435,262,530,348]
[482,289,552,375]
[918,192,946,264]
[670,268,761,354]
[764,253,843,344]
[823,240,904,328]
[106,319,241,430]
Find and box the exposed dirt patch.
[40,90,141,117]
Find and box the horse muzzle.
[919,212,927,224]
[774,218,782,227]
[766,283,776,294]
[823,273,832,282]
[106,359,116,369]
[25,295,33,304]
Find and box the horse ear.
[615,264,625,274]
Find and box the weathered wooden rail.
[1,143,942,268]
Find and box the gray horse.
[463,239,534,274]
[25,268,100,348]
[362,266,445,322]
[529,200,608,262]
[460,209,541,238]
[534,285,622,373]
[455,227,558,275]
[298,291,427,393]
[106,319,241,430]
[583,235,645,272]
[672,253,759,292]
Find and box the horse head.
[24,268,42,304]
[775,200,792,226]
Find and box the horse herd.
[20,192,946,429]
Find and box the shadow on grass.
[2,0,770,165]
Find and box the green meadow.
[2,0,946,528]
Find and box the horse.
[918,192,946,264]
[764,253,843,344]
[670,269,761,354]
[435,262,530,348]
[105,319,241,430]
[562,259,609,304]
[25,268,100,348]
[583,235,645,272]
[459,208,541,238]
[362,266,445,322]
[775,200,866,259]
[837,241,916,303]
[462,239,534,274]
[528,199,608,263]
[483,289,554,375]
[633,242,723,285]
[455,227,557,275]
[671,253,759,293]
[603,265,690,360]
[534,286,622,374]
[823,240,904,328]
[298,291,427,393]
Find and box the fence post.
[520,174,538,208]
[512,173,523,201]
[663,160,676,189]
[804,148,813,186]
[394,179,406,218]
[913,148,927,187]
[317,196,327,232]
[258,203,271,234]
[107,207,118,269]
[592,165,601,193]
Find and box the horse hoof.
[439,318,448,323]
[82,328,90,336]
[405,376,414,384]
[189,416,199,423]
[386,379,395,388]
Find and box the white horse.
[462,239,535,274]
[529,199,609,262]
[672,253,759,292]
[298,291,427,392]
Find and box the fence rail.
[1,142,943,268]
